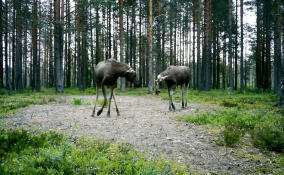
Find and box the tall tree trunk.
[12,0,15,90]
[5,1,11,92]
[15,0,23,91]
[131,0,136,71]
[264,0,271,90]
[37,1,41,89]
[139,0,142,86]
[240,0,244,91]
[23,1,28,88]
[95,6,100,65]
[89,4,95,88]
[54,0,64,92]
[49,1,54,87]
[203,0,211,91]
[256,0,262,89]
[169,0,173,65]
[196,0,202,90]
[32,0,38,91]
[81,0,87,91]
[274,0,281,94]
[0,0,3,88]
[234,0,238,90]
[213,25,217,89]
[108,3,111,60]
[223,35,227,89]
[192,8,196,89]
[228,0,234,93]
[156,0,162,75]
[119,0,125,91]
[66,0,71,88]
[216,30,221,89]
[148,0,153,93]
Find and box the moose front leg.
[97,85,107,116]
[92,85,99,117]
[168,86,176,111]
[185,84,189,107]
[107,87,114,117]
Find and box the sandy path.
[2,95,258,174]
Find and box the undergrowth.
[0,129,188,175]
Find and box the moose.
[155,66,190,111]
[92,59,139,117]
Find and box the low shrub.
[177,110,284,151]
[73,97,82,105]
[252,115,284,152]
[0,130,187,175]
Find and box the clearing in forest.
[2,95,271,174]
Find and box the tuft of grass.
[96,99,109,107]
[73,97,82,105]
[0,129,188,175]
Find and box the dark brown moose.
[156,66,190,111]
[92,59,139,117]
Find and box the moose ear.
[159,76,168,81]
[126,68,135,74]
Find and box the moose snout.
[155,89,161,95]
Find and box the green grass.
[0,129,188,175]
[73,97,82,105]
[0,87,145,117]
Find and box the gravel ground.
[1,95,261,174]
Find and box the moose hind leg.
[171,86,176,110]
[168,88,172,111]
[181,85,185,108]
[97,85,107,116]
[185,84,189,107]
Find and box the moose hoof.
[97,110,103,116]
[107,113,111,117]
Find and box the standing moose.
[92,59,139,117]
[155,66,190,111]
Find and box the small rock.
[166,137,172,141]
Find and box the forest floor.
[1,94,271,174]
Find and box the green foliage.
[73,97,82,105]
[96,99,109,107]
[0,92,56,117]
[252,114,284,152]
[176,110,284,151]
[0,130,187,175]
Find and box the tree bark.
[32,0,39,91]
[228,0,234,93]
[148,0,153,93]
[240,0,244,91]
[15,0,23,91]
[274,0,281,94]
[5,1,11,92]
[234,0,238,90]
[196,0,202,90]
[54,0,64,92]
[119,0,125,91]
[0,0,3,88]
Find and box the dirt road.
[2,95,259,174]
